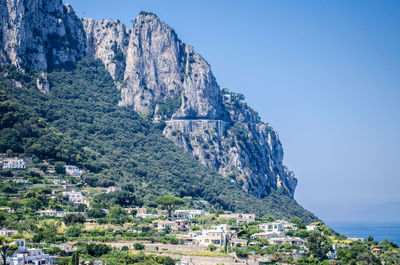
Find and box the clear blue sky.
[66,0,400,223]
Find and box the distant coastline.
[328,221,400,245]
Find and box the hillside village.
[1,154,399,265]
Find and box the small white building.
[106,186,122,193]
[12,178,28,184]
[65,165,81,176]
[173,209,207,219]
[62,191,85,204]
[219,213,256,223]
[306,225,319,231]
[258,221,284,232]
[2,158,26,169]
[0,228,18,237]
[269,237,305,247]
[39,210,66,218]
[157,220,191,232]
[197,229,231,246]
[251,231,285,239]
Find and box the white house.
[268,237,305,247]
[39,210,67,218]
[65,165,81,176]
[157,220,191,232]
[306,225,319,231]
[3,237,53,265]
[2,158,26,169]
[106,186,122,193]
[0,228,18,237]
[251,231,285,239]
[62,191,85,204]
[196,229,231,246]
[219,213,255,222]
[258,221,284,232]
[173,209,207,219]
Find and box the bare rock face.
[120,12,228,120]
[83,18,130,81]
[0,4,298,198]
[36,71,49,93]
[0,0,86,71]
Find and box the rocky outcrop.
[0,2,298,198]
[0,0,86,71]
[83,18,130,81]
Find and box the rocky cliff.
[0,2,297,198]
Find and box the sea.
[328,222,400,245]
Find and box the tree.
[133,243,144,250]
[69,252,79,265]
[63,213,85,226]
[87,243,111,257]
[289,216,306,229]
[155,195,184,217]
[306,231,332,261]
[208,244,216,251]
[0,235,18,265]
[54,161,66,175]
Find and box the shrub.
[133,243,145,250]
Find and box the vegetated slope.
[0,60,318,223]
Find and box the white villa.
[2,158,26,169]
[157,220,191,232]
[219,213,256,222]
[0,228,18,237]
[7,239,53,265]
[62,191,85,204]
[306,225,319,231]
[196,229,230,246]
[269,237,305,247]
[39,210,67,218]
[173,209,207,219]
[65,165,81,176]
[251,231,285,239]
[258,221,284,232]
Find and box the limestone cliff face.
[0,3,297,198]
[0,0,86,71]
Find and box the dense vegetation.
[0,60,317,222]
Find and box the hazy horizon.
[66,0,400,223]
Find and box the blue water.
[328,222,400,245]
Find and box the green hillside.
[0,60,317,223]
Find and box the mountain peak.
[0,1,298,199]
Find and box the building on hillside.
[251,231,285,239]
[39,210,67,218]
[327,243,338,259]
[135,208,146,215]
[282,221,298,232]
[211,224,231,232]
[230,238,248,247]
[65,165,81,176]
[196,229,231,246]
[268,237,305,247]
[219,213,256,222]
[0,207,15,213]
[178,231,202,245]
[0,228,18,237]
[157,220,191,232]
[4,237,53,265]
[306,225,318,231]
[258,221,284,232]
[2,158,26,169]
[173,209,207,219]
[106,186,121,193]
[62,191,85,204]
[12,178,28,183]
